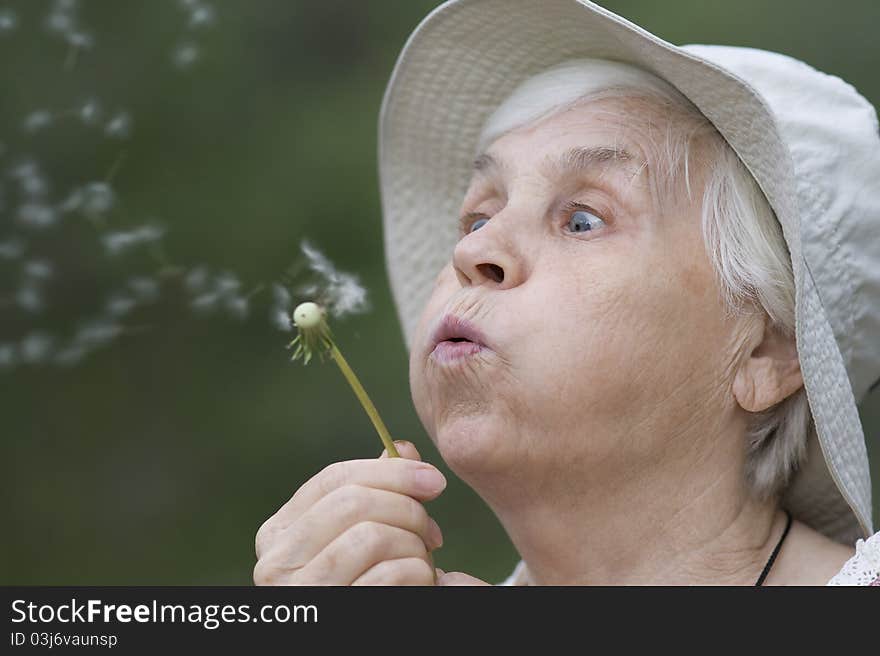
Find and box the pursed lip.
[430,314,492,352]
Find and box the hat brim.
[378,0,872,542]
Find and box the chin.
[432,411,514,481]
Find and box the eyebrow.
[473,145,643,181]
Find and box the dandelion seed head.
[0,8,18,34]
[23,110,54,134]
[17,203,57,228]
[24,258,53,280]
[293,301,325,330]
[104,111,132,139]
[21,331,55,364]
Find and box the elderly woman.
[254,0,880,585]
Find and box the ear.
[732,318,804,412]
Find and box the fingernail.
[427,517,444,550]
[413,467,447,494]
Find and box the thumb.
[437,571,492,586]
[379,440,422,461]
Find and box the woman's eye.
[469,217,490,233]
[567,209,606,233]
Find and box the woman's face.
[408,99,748,500]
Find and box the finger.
[437,571,492,586]
[268,457,447,532]
[295,523,430,585]
[380,440,421,461]
[267,485,443,570]
[352,557,436,586]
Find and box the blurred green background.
[1,0,878,584]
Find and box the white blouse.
[499,530,880,586]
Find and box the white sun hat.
[378,0,880,543]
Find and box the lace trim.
[826,531,880,586]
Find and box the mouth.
[429,314,491,363]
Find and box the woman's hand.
[253,440,446,585]
[434,569,492,586]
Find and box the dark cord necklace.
[754,510,793,586]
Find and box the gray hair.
[478,59,809,499]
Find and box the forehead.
[472,101,651,185]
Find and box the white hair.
[478,59,809,499]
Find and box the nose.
[451,213,526,289]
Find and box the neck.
[482,433,783,585]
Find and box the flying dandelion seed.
[16,285,44,313]
[20,175,49,198]
[101,223,163,256]
[46,10,73,34]
[104,111,132,139]
[299,240,370,319]
[20,332,55,364]
[66,30,93,49]
[104,293,136,317]
[23,259,53,280]
[127,277,160,303]
[80,181,115,218]
[213,271,241,296]
[184,265,210,293]
[78,98,102,125]
[224,295,249,320]
[0,344,17,369]
[0,239,25,260]
[17,203,57,229]
[23,110,54,133]
[191,292,220,313]
[74,319,122,348]
[54,345,86,367]
[173,42,200,69]
[0,1,225,373]
[188,5,216,29]
[270,283,293,331]
[0,8,18,35]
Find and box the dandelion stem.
[328,341,400,458]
